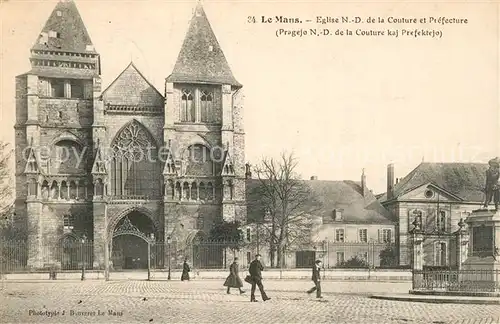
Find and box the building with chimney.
[378,162,487,268]
[243,171,396,269]
[14,0,246,270]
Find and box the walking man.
[307,260,322,298]
[248,254,270,302]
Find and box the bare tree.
[0,141,12,210]
[248,152,321,267]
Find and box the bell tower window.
[200,90,213,122]
[50,79,65,98]
[181,89,195,122]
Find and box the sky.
[0,0,499,194]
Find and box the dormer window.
[48,30,59,38]
[85,45,94,51]
[56,10,62,17]
[208,45,213,52]
[333,209,343,221]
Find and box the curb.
[370,294,500,305]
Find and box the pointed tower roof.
[166,2,241,87]
[32,0,96,53]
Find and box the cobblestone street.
[1,279,499,324]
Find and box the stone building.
[378,162,487,268]
[14,0,246,269]
[242,171,396,269]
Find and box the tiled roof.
[246,179,394,225]
[31,0,96,53]
[379,162,488,203]
[166,3,241,87]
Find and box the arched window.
[110,120,161,198]
[182,182,189,200]
[207,182,214,200]
[175,182,181,200]
[77,180,86,200]
[52,140,86,174]
[185,144,214,176]
[41,180,49,199]
[60,181,68,200]
[199,182,206,200]
[166,180,174,199]
[69,181,77,199]
[50,181,58,199]
[200,89,213,123]
[181,89,195,122]
[191,182,198,200]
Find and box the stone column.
[412,231,424,271]
[26,201,43,269]
[92,202,107,269]
[456,218,469,270]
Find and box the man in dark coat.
[307,260,323,298]
[181,258,190,281]
[223,257,245,294]
[248,254,270,302]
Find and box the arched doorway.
[110,211,156,270]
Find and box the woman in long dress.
[181,259,190,281]
[223,257,245,294]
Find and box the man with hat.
[248,254,270,302]
[483,157,500,210]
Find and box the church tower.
[15,0,99,268]
[163,2,246,241]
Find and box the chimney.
[310,176,318,180]
[361,168,368,197]
[245,163,252,179]
[387,164,395,200]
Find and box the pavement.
[1,279,500,324]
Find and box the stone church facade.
[14,0,246,269]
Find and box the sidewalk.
[371,293,500,305]
[1,268,412,281]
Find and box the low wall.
[1,269,412,281]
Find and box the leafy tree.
[379,244,398,267]
[209,220,246,255]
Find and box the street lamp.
[148,233,155,281]
[81,233,87,281]
[167,236,172,280]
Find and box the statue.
[483,157,500,210]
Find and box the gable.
[398,183,461,202]
[102,63,164,107]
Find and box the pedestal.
[462,209,500,292]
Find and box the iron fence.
[0,239,399,273]
[0,240,94,273]
[412,269,500,293]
